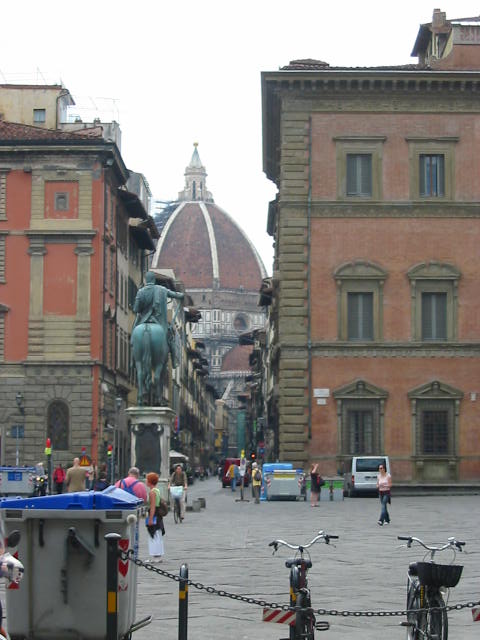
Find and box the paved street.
[133,477,480,639]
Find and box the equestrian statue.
[131,271,184,406]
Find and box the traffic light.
[107,444,113,456]
[250,452,256,462]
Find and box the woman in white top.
[376,463,392,526]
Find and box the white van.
[343,456,390,497]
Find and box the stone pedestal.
[126,406,175,500]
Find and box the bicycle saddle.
[285,558,312,569]
[408,562,419,576]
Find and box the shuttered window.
[346,154,372,196]
[347,292,373,341]
[419,154,445,197]
[348,410,374,454]
[422,410,449,454]
[421,292,447,341]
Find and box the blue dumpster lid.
[0,486,143,510]
[262,463,293,472]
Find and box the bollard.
[198,497,206,509]
[179,563,189,640]
[105,533,121,640]
[329,480,334,501]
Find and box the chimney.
[432,8,447,29]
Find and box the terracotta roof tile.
[0,120,101,142]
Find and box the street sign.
[10,425,24,439]
[79,454,92,467]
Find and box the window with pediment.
[334,261,387,342]
[407,262,460,342]
[333,379,388,455]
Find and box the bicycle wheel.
[173,498,181,523]
[427,593,447,640]
[406,581,423,640]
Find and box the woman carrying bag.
[146,472,167,562]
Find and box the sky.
[1,1,479,274]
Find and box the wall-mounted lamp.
[15,392,24,415]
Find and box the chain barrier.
[121,550,480,619]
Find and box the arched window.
[47,401,69,450]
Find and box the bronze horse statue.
[131,272,184,406]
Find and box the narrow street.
[133,476,480,639]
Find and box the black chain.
[121,550,480,618]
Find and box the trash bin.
[0,486,143,640]
[0,466,37,496]
[265,469,306,501]
[260,463,293,501]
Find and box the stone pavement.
[133,476,480,639]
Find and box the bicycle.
[397,535,465,640]
[269,530,338,639]
[170,485,184,523]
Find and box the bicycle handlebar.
[397,535,466,552]
[269,530,339,553]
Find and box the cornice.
[278,342,480,357]
[278,201,480,218]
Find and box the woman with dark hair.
[310,463,321,507]
[145,472,166,562]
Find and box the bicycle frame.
[269,531,337,639]
[398,535,465,640]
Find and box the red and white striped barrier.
[263,607,296,625]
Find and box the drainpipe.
[307,117,313,440]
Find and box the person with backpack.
[251,462,262,504]
[115,467,147,502]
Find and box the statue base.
[126,406,175,501]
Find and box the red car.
[221,458,250,488]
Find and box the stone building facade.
[262,9,480,483]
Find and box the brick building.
[0,97,157,472]
[262,9,480,483]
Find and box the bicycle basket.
[416,562,463,588]
[170,485,184,498]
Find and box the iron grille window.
[420,154,445,197]
[422,410,448,454]
[421,292,447,340]
[47,401,69,450]
[348,410,374,454]
[346,154,372,196]
[347,292,373,341]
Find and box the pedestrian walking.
[93,470,109,491]
[65,457,86,493]
[53,463,66,494]
[310,463,323,507]
[251,462,262,504]
[377,463,392,525]
[115,467,147,501]
[145,472,166,563]
[168,464,188,520]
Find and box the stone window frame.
[333,379,389,459]
[408,380,463,478]
[334,261,387,342]
[406,137,458,201]
[334,136,386,201]
[407,262,460,342]
[47,399,70,451]
[0,170,8,221]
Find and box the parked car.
[221,458,250,488]
[343,456,390,497]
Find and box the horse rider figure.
[131,271,184,405]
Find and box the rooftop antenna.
[36,67,48,84]
[0,69,7,83]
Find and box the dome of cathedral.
[152,144,267,290]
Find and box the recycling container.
[265,468,306,501]
[0,486,143,640]
[260,463,293,501]
[0,466,37,496]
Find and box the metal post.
[105,533,120,640]
[178,563,188,640]
[15,429,19,466]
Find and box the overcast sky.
[1,1,478,273]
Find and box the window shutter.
[348,293,373,340]
[360,155,372,196]
[346,155,357,194]
[422,292,447,340]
